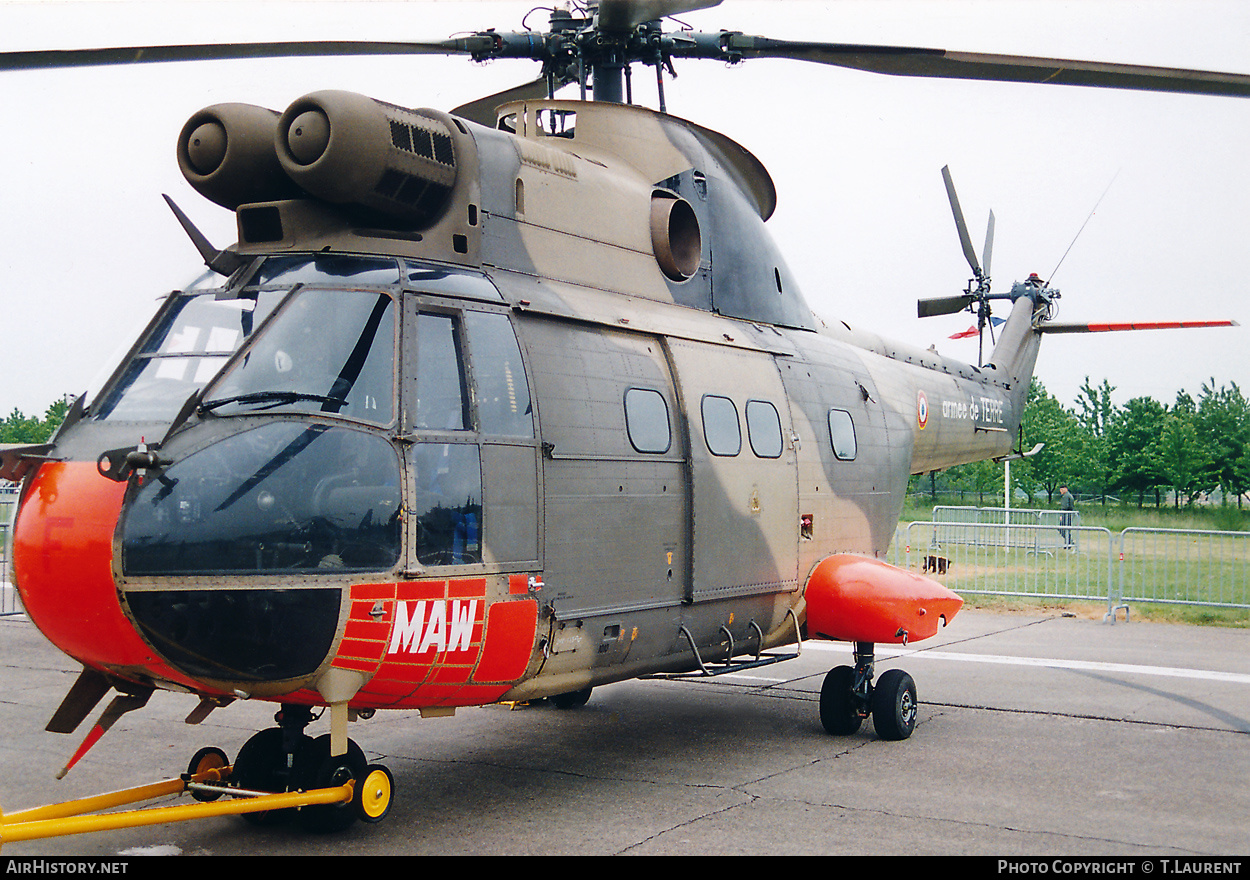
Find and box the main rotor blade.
[597,0,723,33]
[0,39,476,72]
[452,77,553,127]
[982,209,995,281]
[941,165,981,278]
[710,37,1250,99]
[918,295,974,319]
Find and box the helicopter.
[0,0,1244,838]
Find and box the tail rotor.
[918,166,1013,365]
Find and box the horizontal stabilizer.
[1039,320,1238,334]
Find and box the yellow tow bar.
[0,765,353,849]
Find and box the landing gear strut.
[230,703,393,831]
[819,642,917,741]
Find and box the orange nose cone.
[805,554,962,644]
[13,462,173,674]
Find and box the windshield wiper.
[198,390,343,414]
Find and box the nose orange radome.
[13,461,198,687]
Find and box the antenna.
[1047,170,1120,286]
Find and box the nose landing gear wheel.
[871,668,918,741]
[292,734,368,833]
[232,727,306,826]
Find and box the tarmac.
[1,605,1247,857]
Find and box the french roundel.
[917,390,929,430]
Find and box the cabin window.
[828,408,857,461]
[746,400,784,458]
[624,388,671,454]
[410,442,483,567]
[702,394,741,457]
[415,313,469,431]
[465,311,533,438]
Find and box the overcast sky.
[1,0,1247,418]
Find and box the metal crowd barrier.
[892,516,1250,622]
[0,522,17,618]
[894,520,1114,609]
[931,505,1081,551]
[1113,527,1250,617]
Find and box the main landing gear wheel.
[871,669,918,741]
[551,686,593,709]
[819,643,919,741]
[819,666,863,735]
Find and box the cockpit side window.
[409,442,483,566]
[463,311,533,438]
[94,290,283,422]
[415,312,469,431]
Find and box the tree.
[947,459,1003,506]
[1108,396,1169,507]
[1195,380,1250,506]
[1073,377,1117,503]
[0,398,71,445]
[1019,379,1084,503]
[1158,406,1217,507]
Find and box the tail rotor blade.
[942,165,981,279]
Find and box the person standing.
[1059,486,1077,548]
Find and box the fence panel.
[931,506,1082,551]
[894,521,1114,608]
[1117,528,1250,611]
[0,521,17,617]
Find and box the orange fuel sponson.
[804,554,963,644]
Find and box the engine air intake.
[176,103,301,210]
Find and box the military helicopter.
[0,0,1244,840]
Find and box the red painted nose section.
[805,554,962,644]
[13,462,189,682]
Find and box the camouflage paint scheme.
[4,90,1032,736]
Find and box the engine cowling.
[274,90,458,226]
[805,555,963,645]
[176,103,301,210]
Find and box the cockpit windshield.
[200,287,396,424]
[92,254,491,425]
